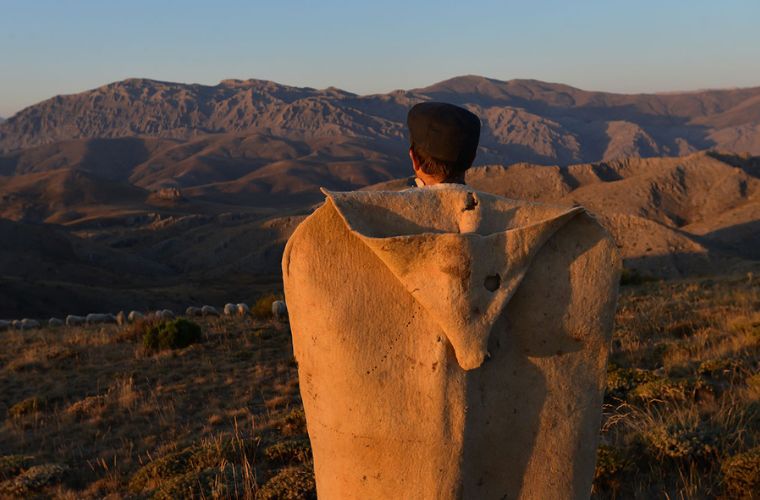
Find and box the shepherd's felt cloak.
[282,185,621,500]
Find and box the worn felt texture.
[282,185,621,499]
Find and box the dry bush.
[142,318,202,352]
[257,466,316,500]
[264,438,312,465]
[7,397,45,418]
[721,446,760,498]
[116,315,163,343]
[251,292,283,320]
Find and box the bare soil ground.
[1,274,758,498]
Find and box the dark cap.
[407,102,481,166]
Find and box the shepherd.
[283,102,621,499]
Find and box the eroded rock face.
[283,186,621,499]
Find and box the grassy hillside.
[1,275,758,498]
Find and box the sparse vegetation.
[142,318,202,352]
[251,292,283,320]
[0,274,757,497]
[721,446,760,498]
[594,274,759,498]
[7,397,45,419]
[257,466,316,500]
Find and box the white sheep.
[223,303,237,316]
[154,309,175,320]
[11,320,20,330]
[128,311,144,323]
[271,300,288,321]
[185,306,202,317]
[86,313,116,325]
[19,318,41,330]
[48,318,64,328]
[201,305,220,317]
[236,303,250,317]
[66,315,86,326]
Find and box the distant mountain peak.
[2,75,760,161]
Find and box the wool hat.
[407,102,481,167]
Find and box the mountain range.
[0,76,758,317]
[4,75,760,161]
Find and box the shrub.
[251,293,283,320]
[0,463,67,497]
[275,408,307,436]
[0,455,34,481]
[258,466,316,500]
[643,423,717,460]
[726,314,760,339]
[722,447,760,498]
[128,439,258,496]
[128,445,224,494]
[117,315,163,343]
[630,378,687,403]
[593,445,634,495]
[606,367,660,401]
[151,465,241,500]
[8,397,45,418]
[142,319,202,352]
[698,358,743,378]
[264,439,312,465]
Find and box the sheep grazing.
[48,318,64,328]
[128,311,144,323]
[236,303,250,317]
[66,315,86,327]
[115,311,126,326]
[271,300,288,321]
[19,318,41,330]
[0,320,10,331]
[11,320,20,330]
[155,309,174,320]
[201,305,220,317]
[86,313,117,325]
[223,303,237,316]
[185,306,202,317]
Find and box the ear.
[409,148,422,174]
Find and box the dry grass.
[1,274,757,498]
[595,273,759,499]
[0,316,307,498]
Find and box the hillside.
[371,152,760,278]
[3,76,760,168]
[0,76,758,317]
[1,276,757,498]
[0,149,758,318]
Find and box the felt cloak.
[282,185,621,499]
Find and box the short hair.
[410,144,474,181]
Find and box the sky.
[1,0,760,117]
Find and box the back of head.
[407,102,481,181]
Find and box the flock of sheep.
[0,300,288,332]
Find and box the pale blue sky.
[1,0,759,117]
